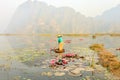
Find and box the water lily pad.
[64,66,73,71]
[41,65,47,69]
[85,67,94,71]
[41,72,53,76]
[70,69,80,75]
[47,72,53,76]
[69,65,77,68]
[74,63,83,67]
[68,70,82,76]
[54,72,65,76]
[41,72,47,76]
[68,67,84,76]
[23,78,26,79]
[76,68,85,71]
[63,67,70,71]
[42,61,47,64]
[34,63,41,67]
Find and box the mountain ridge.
[5,1,120,34]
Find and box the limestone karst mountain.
[5,0,120,34]
[96,4,120,33]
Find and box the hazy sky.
[0,0,120,33]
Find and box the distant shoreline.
[0,33,120,37]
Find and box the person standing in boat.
[57,35,64,58]
[57,35,64,52]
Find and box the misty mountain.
[5,0,120,34]
[96,4,120,33]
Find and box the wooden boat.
[50,48,65,53]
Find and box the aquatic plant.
[64,40,71,44]
[90,52,95,68]
[9,48,46,63]
[92,35,96,39]
[62,53,81,59]
[90,44,120,77]
[89,44,104,52]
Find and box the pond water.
[0,35,120,80]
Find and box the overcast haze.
[0,0,120,33]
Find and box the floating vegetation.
[41,72,53,76]
[13,76,32,80]
[62,34,90,37]
[109,33,120,36]
[68,68,82,76]
[0,63,11,71]
[90,52,96,68]
[90,44,120,77]
[92,35,96,39]
[62,53,82,59]
[8,48,46,63]
[41,65,47,69]
[1,35,120,80]
[64,40,71,44]
[54,72,65,76]
[89,44,105,52]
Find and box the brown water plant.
[90,44,120,77]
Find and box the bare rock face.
[6,0,98,34]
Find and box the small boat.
[50,48,65,53]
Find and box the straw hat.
[57,34,62,38]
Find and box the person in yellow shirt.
[57,35,64,51]
[57,35,64,58]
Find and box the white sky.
[0,0,120,33]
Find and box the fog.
[0,0,120,33]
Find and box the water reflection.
[0,35,120,80]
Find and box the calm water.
[1,35,120,50]
[0,35,120,80]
